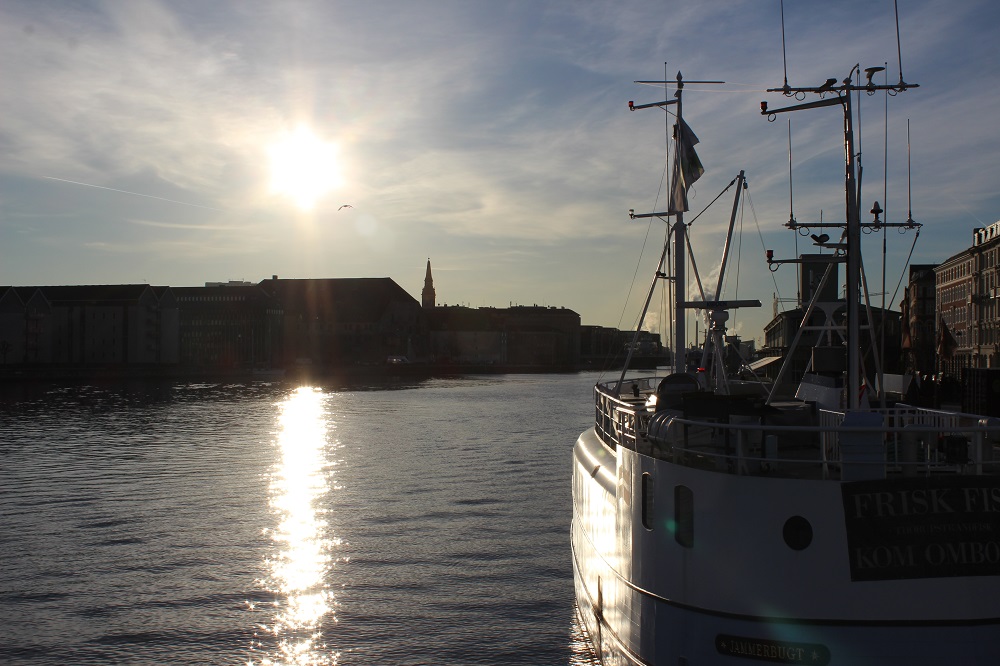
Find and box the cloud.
[0,0,998,337]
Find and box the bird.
[811,233,830,244]
[816,77,837,92]
[338,204,353,211]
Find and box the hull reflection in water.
[252,387,341,665]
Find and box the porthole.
[783,515,813,551]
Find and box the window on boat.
[641,473,654,530]
[674,485,694,548]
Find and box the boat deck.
[597,378,1000,481]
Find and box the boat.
[571,60,1000,666]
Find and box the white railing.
[594,379,1000,479]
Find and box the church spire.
[421,258,436,308]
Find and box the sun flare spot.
[269,127,341,211]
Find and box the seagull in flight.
[338,204,353,211]
[811,233,830,244]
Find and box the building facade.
[903,264,937,376]
[258,277,426,368]
[426,304,581,368]
[173,284,283,370]
[933,221,1000,376]
[0,285,179,367]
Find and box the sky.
[2,0,999,346]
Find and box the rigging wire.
[687,175,740,226]
[609,69,681,373]
[733,188,746,333]
[888,229,920,317]
[719,185,747,310]
[606,165,667,379]
[663,65,674,356]
[875,116,922,360]
[744,189,784,311]
[718,184,748,339]
[681,175,745,355]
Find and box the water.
[0,372,611,665]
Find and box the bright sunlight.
[269,127,341,211]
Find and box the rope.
[744,189,784,310]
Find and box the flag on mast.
[669,118,704,213]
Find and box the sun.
[269,126,341,211]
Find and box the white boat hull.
[572,426,1000,665]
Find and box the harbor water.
[0,372,612,665]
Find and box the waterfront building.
[579,325,666,369]
[258,276,425,368]
[425,304,581,368]
[173,284,283,370]
[902,264,937,377]
[0,284,178,367]
[426,306,506,364]
[503,305,581,368]
[935,221,1000,375]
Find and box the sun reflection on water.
[251,387,340,665]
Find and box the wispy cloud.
[1,0,998,337]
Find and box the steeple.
[421,258,436,309]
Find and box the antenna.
[779,0,790,94]
[787,120,795,228]
[760,59,919,411]
[906,119,915,224]
[788,119,800,302]
[894,0,907,88]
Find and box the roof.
[426,306,496,330]
[10,284,156,305]
[258,277,419,322]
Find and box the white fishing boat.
[571,46,1000,666]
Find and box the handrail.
[593,378,1000,478]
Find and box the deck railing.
[594,379,1000,479]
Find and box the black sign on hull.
[842,476,1000,581]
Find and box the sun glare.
[269,127,341,211]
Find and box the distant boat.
[572,65,1000,665]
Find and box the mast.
[714,170,747,303]
[844,73,861,408]
[619,72,724,392]
[761,67,918,410]
[673,74,687,373]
